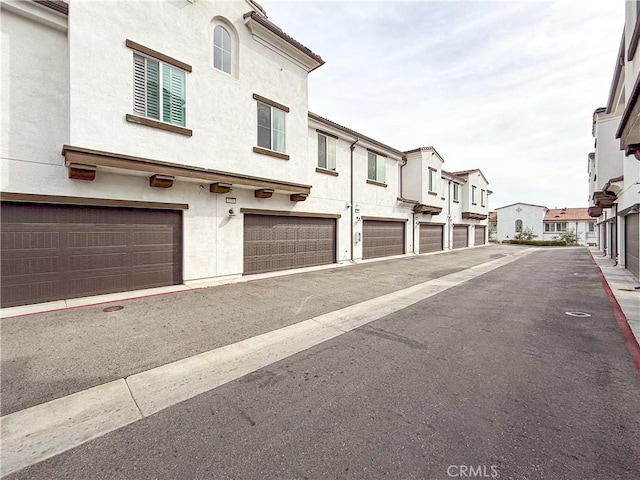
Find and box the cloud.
[264,0,624,208]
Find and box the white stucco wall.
[496,203,546,241]
[1,3,69,175]
[593,114,624,190]
[66,0,312,187]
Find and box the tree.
[556,228,579,246]
[514,226,537,241]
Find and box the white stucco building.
[1,0,491,308]
[588,1,640,281]
[495,203,547,242]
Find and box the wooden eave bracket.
[290,193,308,202]
[625,143,640,160]
[68,163,96,181]
[210,183,233,194]
[149,174,174,188]
[255,188,274,199]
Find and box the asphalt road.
[7,248,640,480]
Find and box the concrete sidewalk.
[1,245,638,477]
[589,246,640,345]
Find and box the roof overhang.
[462,212,488,220]
[587,206,603,218]
[592,191,616,209]
[243,11,324,73]
[62,145,311,195]
[414,204,442,215]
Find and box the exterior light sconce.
[228,208,236,217]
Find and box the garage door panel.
[453,226,468,249]
[420,225,443,253]
[363,220,405,259]
[1,203,182,308]
[244,215,336,274]
[475,226,486,245]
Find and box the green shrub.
[505,239,569,246]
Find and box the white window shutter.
[133,54,146,116]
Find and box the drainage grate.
[103,306,124,313]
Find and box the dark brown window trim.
[316,129,339,140]
[253,146,290,160]
[361,216,408,223]
[240,208,340,219]
[366,148,388,158]
[628,21,640,61]
[126,114,192,136]
[453,200,460,203]
[472,203,478,206]
[428,191,438,196]
[125,39,192,72]
[316,167,338,176]
[0,192,189,210]
[366,179,387,187]
[252,94,290,113]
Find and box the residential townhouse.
[1,0,490,309]
[588,1,640,281]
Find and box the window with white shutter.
[133,53,186,127]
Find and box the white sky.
[261,0,625,210]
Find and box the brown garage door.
[625,213,639,280]
[420,224,443,254]
[474,226,486,245]
[1,202,182,308]
[610,220,617,260]
[452,225,468,249]
[363,220,405,259]
[244,214,336,274]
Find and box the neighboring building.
[543,208,597,246]
[495,203,548,242]
[0,0,491,309]
[588,2,640,281]
[488,211,497,241]
[494,203,595,245]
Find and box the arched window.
[515,219,523,233]
[213,25,232,74]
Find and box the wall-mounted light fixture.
[228,208,236,217]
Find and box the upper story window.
[515,219,523,233]
[428,168,438,193]
[252,94,289,159]
[481,189,486,207]
[213,25,232,74]
[367,151,385,183]
[472,185,477,205]
[453,183,460,202]
[318,133,336,170]
[133,53,186,127]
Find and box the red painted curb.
[588,250,640,377]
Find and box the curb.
[588,249,640,377]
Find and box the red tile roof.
[544,208,592,221]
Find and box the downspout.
[447,180,452,250]
[399,156,414,253]
[350,137,359,262]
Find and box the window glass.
[368,152,376,180]
[257,102,271,149]
[272,108,286,153]
[214,25,232,74]
[318,134,327,169]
